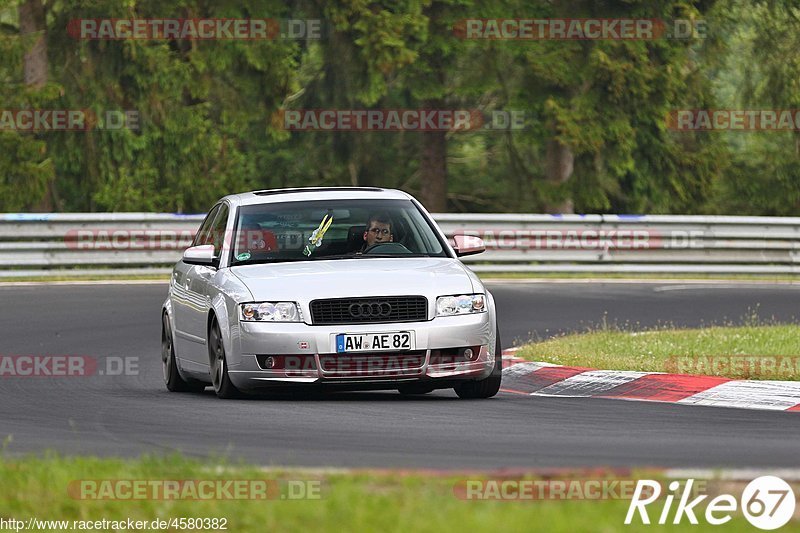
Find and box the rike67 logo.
[626,476,796,530]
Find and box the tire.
[162,313,206,393]
[453,328,502,399]
[208,317,242,399]
[398,384,435,395]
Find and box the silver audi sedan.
[161,187,501,399]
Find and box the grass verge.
[0,453,771,532]
[516,324,800,380]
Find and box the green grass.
[0,453,777,532]
[516,324,800,380]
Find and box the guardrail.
[2,213,800,276]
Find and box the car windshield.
[230,199,448,265]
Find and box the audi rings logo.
[349,301,393,319]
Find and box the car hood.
[230,257,476,301]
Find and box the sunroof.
[252,187,385,196]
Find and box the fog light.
[265,356,276,369]
[463,348,477,361]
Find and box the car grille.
[319,352,426,375]
[310,296,427,325]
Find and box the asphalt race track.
[1,280,799,468]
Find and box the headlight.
[436,294,486,316]
[240,302,302,322]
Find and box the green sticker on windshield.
[236,252,251,261]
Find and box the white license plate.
[336,332,413,353]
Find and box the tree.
[0,0,55,212]
[708,0,800,215]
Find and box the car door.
[172,204,220,366]
[182,202,230,366]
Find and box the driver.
[362,212,393,251]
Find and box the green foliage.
[707,0,800,215]
[0,0,56,209]
[0,0,797,214]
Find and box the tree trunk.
[19,0,47,87]
[420,127,447,212]
[543,138,574,213]
[20,0,54,212]
[418,2,449,213]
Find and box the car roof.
[223,187,414,207]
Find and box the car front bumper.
[227,312,495,389]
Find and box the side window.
[210,203,230,256]
[192,205,220,247]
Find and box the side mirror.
[453,234,485,257]
[183,244,216,266]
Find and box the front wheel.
[453,329,502,399]
[209,317,242,399]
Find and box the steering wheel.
[362,242,413,255]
